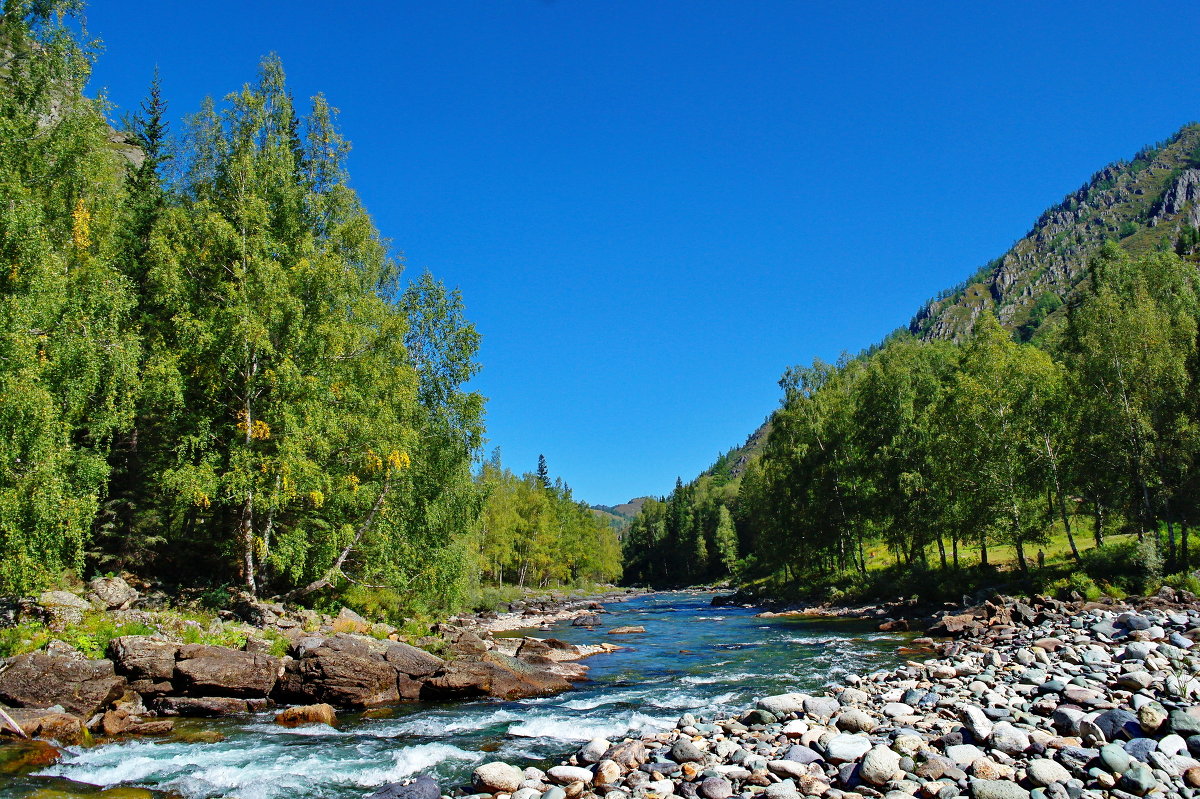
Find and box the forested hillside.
[0,2,618,616]
[625,125,1200,600]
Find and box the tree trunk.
[330,474,392,578]
[239,493,256,596]
[1182,518,1190,571]
[936,534,947,569]
[1093,502,1105,548]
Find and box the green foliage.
[476,452,622,591]
[340,585,407,625]
[631,246,1200,602]
[0,621,50,657]
[1046,573,1102,602]
[1163,571,1200,596]
[0,9,523,618]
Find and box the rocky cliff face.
[911,124,1200,341]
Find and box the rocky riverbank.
[392,589,1200,799]
[0,578,642,751]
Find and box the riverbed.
[12,592,910,799]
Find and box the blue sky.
[83,2,1200,506]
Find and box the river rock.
[0,653,126,717]
[1100,742,1133,774]
[548,765,593,785]
[1094,708,1139,741]
[367,776,440,799]
[836,708,878,733]
[861,745,901,786]
[151,696,266,716]
[698,777,732,799]
[174,645,279,697]
[107,636,179,682]
[969,779,1030,799]
[758,693,808,717]
[578,737,610,764]
[605,740,649,768]
[1117,763,1158,796]
[1170,709,1200,737]
[594,759,622,786]
[671,739,705,763]
[961,706,993,741]
[474,762,523,793]
[4,708,85,744]
[945,744,985,767]
[827,733,873,763]
[383,643,444,678]
[609,626,646,635]
[274,704,336,727]
[988,722,1030,755]
[804,696,841,717]
[1026,759,1071,787]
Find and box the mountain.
[591,497,653,521]
[655,121,1200,509]
[911,123,1200,342]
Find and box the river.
[9,592,909,799]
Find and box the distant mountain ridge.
[911,123,1200,341]
[673,121,1200,499]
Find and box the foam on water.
[507,710,672,741]
[38,592,905,799]
[44,738,479,799]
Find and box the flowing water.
[7,592,910,799]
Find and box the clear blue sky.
[83,2,1199,507]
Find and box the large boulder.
[151,696,271,717]
[420,656,571,701]
[86,576,139,610]
[108,636,179,681]
[174,645,279,698]
[275,703,337,727]
[37,591,90,629]
[0,653,126,717]
[474,761,523,793]
[4,708,86,744]
[384,642,444,678]
[930,613,981,637]
[277,649,400,707]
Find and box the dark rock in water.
[368,776,441,799]
[572,613,603,627]
[0,738,61,777]
[0,653,126,717]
